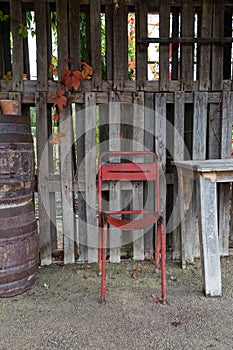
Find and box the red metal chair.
[97,151,166,304]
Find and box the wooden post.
[197,174,222,297]
[109,92,121,263]
[132,92,144,260]
[172,91,185,260]
[85,92,97,262]
[36,92,52,265]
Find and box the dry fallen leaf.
[134,266,142,272]
[151,294,162,304]
[171,321,182,327]
[131,272,137,279]
[83,265,92,269]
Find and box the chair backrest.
[98,151,160,213]
[98,151,159,181]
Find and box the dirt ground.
[0,255,233,350]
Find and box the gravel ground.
[0,256,233,350]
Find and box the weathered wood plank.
[69,0,81,71]
[90,0,102,90]
[189,91,208,262]
[132,92,144,260]
[144,93,154,258]
[208,103,221,159]
[211,1,224,90]
[159,1,170,91]
[109,91,121,262]
[199,0,213,90]
[35,0,48,90]
[218,92,233,256]
[193,92,208,159]
[36,92,52,265]
[76,104,87,261]
[221,92,233,159]
[172,91,185,259]
[197,175,222,296]
[59,102,76,264]
[57,0,76,263]
[155,93,166,166]
[85,92,97,262]
[178,168,194,268]
[181,0,194,90]
[105,5,114,80]
[10,0,23,91]
[136,0,147,90]
[113,4,128,90]
[155,93,166,256]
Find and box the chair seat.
[104,210,160,230]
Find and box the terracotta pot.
[0,99,20,115]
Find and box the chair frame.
[97,151,166,304]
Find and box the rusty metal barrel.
[0,114,39,297]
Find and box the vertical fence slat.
[76,104,87,261]
[208,102,221,159]
[57,0,76,263]
[109,92,121,262]
[136,0,147,90]
[199,0,213,91]
[211,1,224,91]
[155,93,167,246]
[192,91,208,257]
[60,104,76,264]
[90,0,102,91]
[69,0,81,70]
[159,1,170,91]
[182,91,208,265]
[181,1,194,91]
[35,0,48,90]
[113,4,128,90]
[219,92,233,256]
[10,0,23,91]
[105,5,114,80]
[193,92,208,160]
[144,93,155,258]
[172,91,185,259]
[132,92,144,260]
[85,92,97,263]
[36,92,52,265]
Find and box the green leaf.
[0,10,9,22]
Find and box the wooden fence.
[0,0,233,265]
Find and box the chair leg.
[159,220,166,304]
[155,223,161,271]
[100,219,108,303]
[98,222,103,275]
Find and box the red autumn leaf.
[49,132,65,145]
[53,113,60,122]
[81,62,93,79]
[61,69,83,90]
[71,71,83,90]
[48,92,57,99]
[52,89,67,111]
